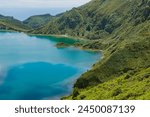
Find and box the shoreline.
[0,29,103,53]
[28,33,102,53]
[0,29,101,51]
[28,33,88,41]
[0,30,103,100]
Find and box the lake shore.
[0,29,102,52]
[0,30,102,100]
[28,33,103,53]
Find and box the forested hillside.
[53,0,150,100]
[32,0,150,40]
[0,15,30,31]
[23,14,54,29]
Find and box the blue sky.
[0,0,91,20]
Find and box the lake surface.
[0,31,101,100]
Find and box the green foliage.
[0,15,30,31]
[23,14,54,29]
[65,67,150,100]
[72,88,79,99]
[55,42,70,48]
[1,0,150,100]
[74,38,150,89]
[60,0,150,100]
[32,0,150,40]
[111,87,122,97]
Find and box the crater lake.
[0,31,101,100]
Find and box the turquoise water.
[0,32,101,100]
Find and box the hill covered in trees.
[32,0,150,40]
[0,15,30,31]
[50,0,150,100]
[23,14,54,29]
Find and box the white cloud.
[0,0,91,8]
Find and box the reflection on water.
[0,32,101,100]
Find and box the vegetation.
[59,0,150,100]
[0,14,54,31]
[55,42,71,48]
[1,0,150,100]
[23,14,54,29]
[0,15,30,31]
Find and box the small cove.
[0,31,101,100]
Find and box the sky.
[0,0,91,21]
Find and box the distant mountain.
[23,14,54,29]
[0,15,30,31]
[32,0,150,40]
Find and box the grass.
[1,0,150,100]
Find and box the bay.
[0,31,101,100]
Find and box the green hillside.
[32,0,150,39]
[39,0,150,100]
[23,14,54,29]
[1,0,150,100]
[0,15,30,31]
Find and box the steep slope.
[32,0,150,40]
[2,0,149,99]
[0,15,30,31]
[23,14,54,29]
[47,0,150,100]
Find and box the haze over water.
[0,31,100,100]
[0,0,91,20]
